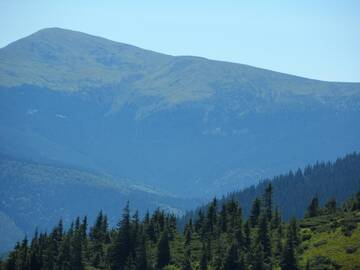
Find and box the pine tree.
[107,202,132,270]
[223,242,240,270]
[257,214,271,263]
[288,218,300,247]
[251,243,265,270]
[134,236,147,270]
[280,224,299,270]
[199,243,208,270]
[181,247,192,270]
[184,219,193,246]
[57,235,71,270]
[156,230,170,269]
[250,198,261,227]
[70,224,84,270]
[306,196,319,217]
[206,198,218,235]
[263,183,273,222]
[211,240,223,270]
[5,243,18,270]
[89,211,106,268]
[324,197,337,214]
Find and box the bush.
[306,256,341,270]
[341,222,357,236]
[313,240,327,247]
[345,246,357,254]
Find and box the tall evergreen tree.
[156,230,170,269]
[263,183,273,222]
[223,242,240,270]
[306,196,319,217]
[199,243,208,270]
[257,214,272,263]
[280,223,299,270]
[250,198,261,227]
[181,247,192,270]
[107,202,132,270]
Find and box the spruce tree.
[156,230,170,269]
[257,214,271,263]
[306,196,319,217]
[199,243,208,270]
[181,247,192,270]
[250,198,261,227]
[325,198,337,214]
[70,225,84,270]
[280,224,299,270]
[134,237,147,270]
[263,183,273,222]
[57,235,71,270]
[223,242,240,270]
[107,202,132,270]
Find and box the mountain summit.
[1,28,359,108]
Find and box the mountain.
[0,154,193,254]
[1,27,360,199]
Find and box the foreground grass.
[299,211,360,270]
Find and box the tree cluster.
[2,186,360,270]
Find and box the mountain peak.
[0,28,359,101]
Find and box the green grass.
[299,211,360,270]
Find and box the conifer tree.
[156,230,170,269]
[251,243,265,270]
[243,221,251,251]
[184,219,193,246]
[199,243,208,270]
[5,243,18,270]
[57,235,71,270]
[263,183,273,222]
[223,242,240,270]
[324,197,337,214]
[206,198,218,235]
[250,198,261,227]
[257,214,271,263]
[134,236,147,270]
[107,202,132,270]
[182,247,192,270]
[70,225,84,270]
[280,228,298,270]
[306,196,319,217]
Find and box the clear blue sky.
[1,0,359,82]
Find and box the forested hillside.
[183,152,360,225]
[1,184,359,270]
[0,154,193,254]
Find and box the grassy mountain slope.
[1,28,360,107]
[300,211,360,270]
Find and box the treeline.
[183,152,360,226]
[2,185,360,270]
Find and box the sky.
[0,1,359,82]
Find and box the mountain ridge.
[1,27,359,106]
[3,27,360,84]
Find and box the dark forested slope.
[183,152,360,224]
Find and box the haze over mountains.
[1,28,360,252]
